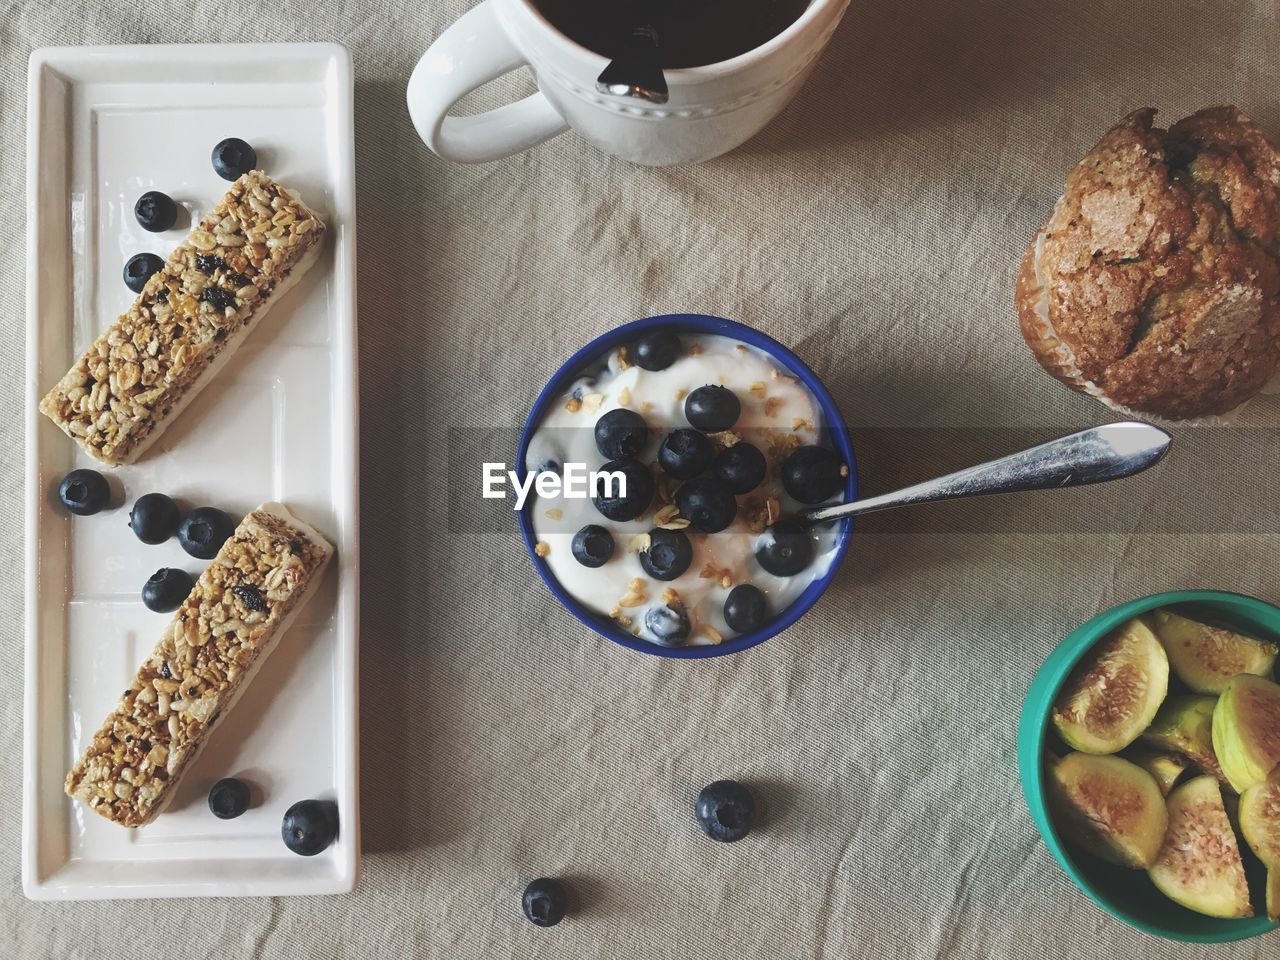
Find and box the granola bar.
[40,171,326,466]
[65,503,333,828]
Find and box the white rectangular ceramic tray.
[23,43,359,900]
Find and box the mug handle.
[406,0,569,164]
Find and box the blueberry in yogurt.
[591,458,654,521]
[696,779,756,843]
[685,384,740,431]
[134,191,177,232]
[645,603,691,646]
[129,492,180,544]
[639,527,693,581]
[714,442,766,494]
[723,584,768,633]
[526,331,846,649]
[123,252,165,293]
[58,468,110,515]
[632,330,681,371]
[658,428,714,480]
[594,407,649,460]
[782,444,844,504]
[571,524,614,568]
[755,519,815,576]
[676,476,737,533]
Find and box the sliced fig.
[1150,609,1278,694]
[1122,746,1190,796]
[1048,752,1168,869]
[1212,674,1280,793]
[1269,868,1279,922]
[1141,695,1225,781]
[1149,775,1253,919]
[1052,618,1169,754]
[1239,765,1280,867]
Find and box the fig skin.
[1121,746,1190,796]
[1149,775,1253,919]
[1052,618,1170,755]
[1150,609,1278,694]
[1268,868,1279,923]
[1239,765,1280,868]
[1048,752,1168,869]
[1212,674,1280,793]
[1141,695,1226,783]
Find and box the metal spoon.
[802,421,1172,525]
[596,23,669,104]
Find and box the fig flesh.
[1141,695,1225,782]
[1150,610,1278,694]
[1053,618,1169,754]
[1149,775,1253,919]
[1048,752,1168,869]
[1239,765,1280,868]
[1212,674,1280,793]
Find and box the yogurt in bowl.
[516,314,857,658]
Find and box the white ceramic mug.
[406,0,851,166]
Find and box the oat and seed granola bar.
[40,171,326,466]
[65,503,333,828]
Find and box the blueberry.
[723,584,768,633]
[685,385,740,431]
[281,799,338,856]
[212,137,258,181]
[755,519,815,576]
[696,779,756,842]
[714,442,766,495]
[638,527,693,581]
[178,507,235,560]
[676,476,737,533]
[195,253,229,273]
[123,252,164,293]
[208,777,251,820]
[134,191,177,232]
[644,603,691,646]
[571,524,614,568]
[58,469,110,515]
[142,568,195,613]
[594,408,649,460]
[522,877,568,927]
[591,458,654,522]
[782,445,844,504]
[200,286,236,311]
[632,331,681,371]
[658,428,713,480]
[129,493,180,544]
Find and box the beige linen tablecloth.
[4,0,1280,956]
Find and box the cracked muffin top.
[1016,106,1280,419]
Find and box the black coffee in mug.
[530,0,812,69]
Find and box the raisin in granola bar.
[40,171,326,466]
[65,503,333,828]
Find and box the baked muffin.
[1017,107,1280,420]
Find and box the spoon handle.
[802,421,1172,525]
[596,25,669,104]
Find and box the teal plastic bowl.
[1018,590,1280,943]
